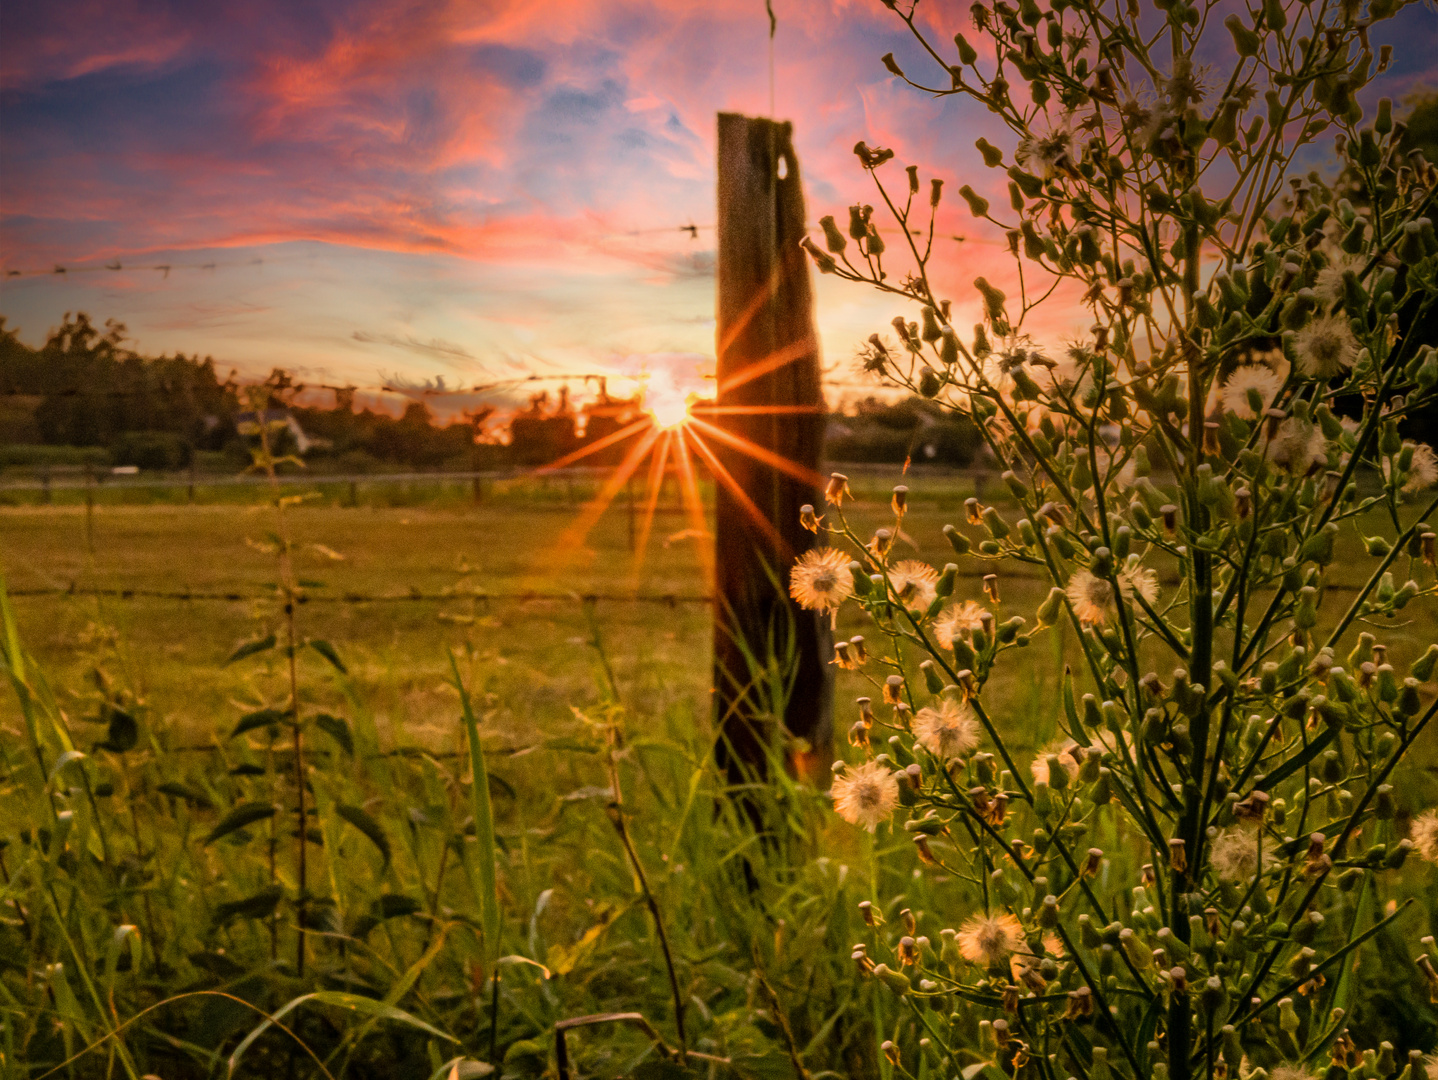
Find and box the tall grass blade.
[450,656,500,956]
[227,991,456,1077]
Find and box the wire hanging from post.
[766,0,777,118]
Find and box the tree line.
[0,313,982,471]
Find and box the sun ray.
[534,416,652,474]
[683,426,790,557]
[672,427,715,588]
[684,416,827,488]
[628,429,673,587]
[687,404,822,416]
[715,337,815,396]
[540,426,662,580]
[715,268,782,360]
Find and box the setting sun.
[646,394,692,429]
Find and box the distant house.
[233,409,329,454]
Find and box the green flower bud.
[850,561,872,596]
[921,306,943,343]
[1399,677,1422,716]
[974,277,1007,323]
[1376,98,1394,136]
[982,506,1010,539]
[874,962,911,996]
[954,33,977,66]
[1039,894,1061,927]
[1008,166,1044,199]
[943,524,971,555]
[1292,910,1323,945]
[1202,975,1227,1013]
[940,328,959,367]
[918,366,941,398]
[939,927,962,971]
[1385,838,1414,868]
[1225,14,1260,56]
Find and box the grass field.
[0,470,1039,747]
[6,469,1438,1076]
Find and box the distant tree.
[824,395,982,465]
[5,313,237,450]
[1401,89,1438,164]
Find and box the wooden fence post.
[712,113,831,790]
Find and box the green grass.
[6,477,1438,1077]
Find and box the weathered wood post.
[713,113,831,789]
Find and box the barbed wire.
[6,573,1370,608]
[0,221,969,280]
[7,585,716,605]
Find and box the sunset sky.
[3,0,1436,411]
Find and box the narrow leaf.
[375,894,423,919]
[313,713,354,756]
[309,639,348,674]
[98,707,139,752]
[205,802,277,845]
[212,885,284,927]
[228,991,455,1078]
[157,781,214,809]
[1255,728,1335,791]
[336,803,391,864]
[48,750,88,785]
[452,655,500,959]
[231,708,288,738]
[430,1060,494,1080]
[226,634,276,665]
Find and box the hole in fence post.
[712,112,832,807]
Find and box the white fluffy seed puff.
[912,698,981,761]
[830,760,900,832]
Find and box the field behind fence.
[7,464,1438,1074]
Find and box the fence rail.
[0,461,996,493]
[8,585,716,605]
[0,465,614,493]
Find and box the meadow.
[4,468,1438,1077]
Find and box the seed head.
[790,548,855,613]
[913,698,981,760]
[934,600,988,649]
[831,760,900,832]
[957,912,1024,968]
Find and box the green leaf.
[212,885,284,927]
[308,639,348,674]
[226,634,276,665]
[1256,728,1335,791]
[97,707,139,752]
[430,1060,494,1080]
[157,781,214,809]
[336,803,391,864]
[48,750,88,786]
[104,924,141,983]
[231,708,289,738]
[313,713,354,756]
[375,893,423,919]
[349,894,422,938]
[228,991,456,1078]
[205,802,277,845]
[452,655,501,960]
